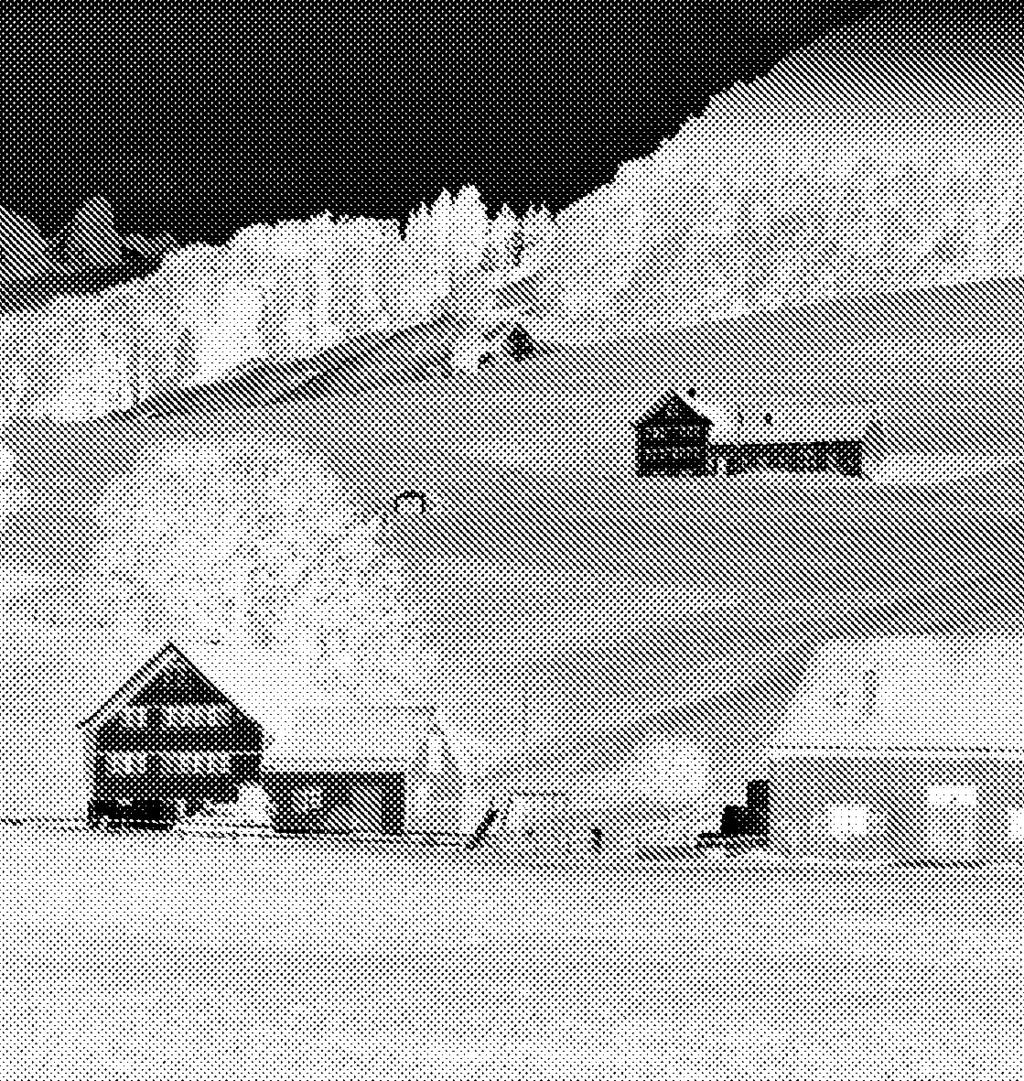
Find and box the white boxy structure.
[769,634,1024,862]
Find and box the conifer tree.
[520,204,555,272]
[448,186,490,284]
[503,322,535,363]
[481,204,522,279]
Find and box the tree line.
[536,121,1024,340]
[0,189,555,422]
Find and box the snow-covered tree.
[92,435,433,710]
[450,324,499,373]
[518,204,556,275]
[446,186,490,286]
[393,201,449,323]
[426,189,455,300]
[481,203,523,281]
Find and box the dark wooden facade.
[262,769,405,834]
[633,391,713,477]
[82,644,264,828]
[706,439,862,477]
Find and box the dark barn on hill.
[81,643,264,828]
[633,389,713,477]
[634,389,884,479]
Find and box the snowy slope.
[2,275,1024,823]
[531,9,1024,340]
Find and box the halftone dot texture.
[5,4,1024,1080]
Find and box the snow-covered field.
[0,831,1021,1080]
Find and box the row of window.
[290,781,440,816]
[641,426,704,440]
[639,448,858,471]
[100,751,242,775]
[116,706,234,728]
[825,801,1024,839]
[640,447,701,463]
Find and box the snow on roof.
[772,633,1024,752]
[635,390,880,445]
[79,639,433,765]
[261,700,434,770]
[708,399,877,445]
[264,755,411,775]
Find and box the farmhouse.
[634,388,885,478]
[80,641,464,835]
[80,642,265,828]
[261,712,463,835]
[769,634,1024,862]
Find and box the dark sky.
[0,2,884,244]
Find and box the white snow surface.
[0,833,1020,1080]
[777,633,1024,749]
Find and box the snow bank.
[871,452,1023,486]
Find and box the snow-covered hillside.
[530,11,1024,342]
[0,193,550,424]
[0,274,1023,825]
[9,13,1024,422]
[1,834,1021,1081]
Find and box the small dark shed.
[262,757,407,834]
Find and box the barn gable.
[633,390,712,428]
[80,642,257,732]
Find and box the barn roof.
[635,390,882,445]
[79,642,258,729]
[263,755,411,775]
[261,703,434,771]
[704,399,879,445]
[771,634,1024,753]
[633,390,712,427]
